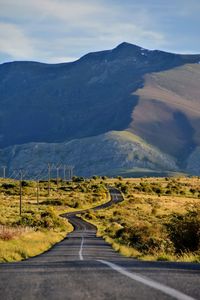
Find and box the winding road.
[0,188,199,300]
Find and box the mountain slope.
[0,131,178,178]
[0,43,199,148]
[129,64,200,168]
[1,42,200,177]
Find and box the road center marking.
[79,236,84,260]
[97,260,196,300]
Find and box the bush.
[72,176,84,182]
[121,185,128,194]
[190,188,197,194]
[42,198,65,206]
[166,210,200,253]
[16,208,66,229]
[1,183,16,189]
[0,182,18,195]
[21,180,31,187]
[114,225,172,254]
[152,187,162,194]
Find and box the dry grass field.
[1,175,199,263]
[84,176,200,262]
[0,177,107,262]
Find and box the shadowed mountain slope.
[1,43,200,176]
[0,43,199,148]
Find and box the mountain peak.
[80,42,145,62]
[112,42,148,57]
[115,42,142,50]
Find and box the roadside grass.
[0,177,108,262]
[84,176,200,263]
[0,229,70,262]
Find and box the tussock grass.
[0,230,70,262]
[0,177,107,262]
[0,225,32,241]
[85,176,200,263]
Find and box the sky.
[0,0,200,64]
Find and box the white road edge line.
[97,260,196,300]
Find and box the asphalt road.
[0,188,200,300]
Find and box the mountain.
[0,42,200,178]
[0,131,178,178]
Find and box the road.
[0,188,199,300]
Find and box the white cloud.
[0,22,35,59]
[2,0,197,63]
[0,0,105,24]
[43,55,78,63]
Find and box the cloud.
[0,22,35,59]
[46,56,78,63]
[0,0,105,24]
[0,0,199,63]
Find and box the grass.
[0,229,70,262]
[0,177,108,262]
[1,175,200,263]
[84,176,200,263]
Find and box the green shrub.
[72,176,84,182]
[42,198,65,206]
[114,225,172,254]
[16,208,66,229]
[1,183,16,189]
[0,182,18,195]
[21,180,31,187]
[190,188,196,194]
[166,210,200,253]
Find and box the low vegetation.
[84,176,200,262]
[0,177,108,262]
[1,175,200,263]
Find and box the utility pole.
[19,170,23,216]
[56,165,60,191]
[48,163,51,196]
[68,166,71,180]
[63,165,66,182]
[68,166,74,181]
[71,166,74,180]
[2,166,6,178]
[36,179,39,204]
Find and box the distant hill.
[0,130,178,178]
[0,42,200,177]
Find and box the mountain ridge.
[2,41,200,66]
[0,130,178,178]
[1,42,200,177]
